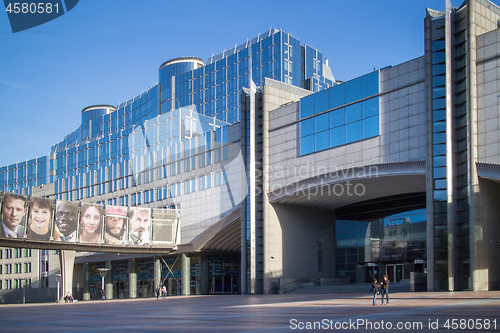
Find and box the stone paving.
[0,291,499,332]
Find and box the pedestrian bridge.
[0,191,180,254]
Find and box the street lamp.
[55,274,61,302]
[96,268,109,300]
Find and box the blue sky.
[0,0,496,167]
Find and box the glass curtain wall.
[335,205,427,283]
[451,9,470,292]
[299,71,379,155]
[158,29,333,125]
[1,29,334,197]
[430,16,449,291]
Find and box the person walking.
[381,274,390,305]
[371,279,379,306]
[155,286,160,299]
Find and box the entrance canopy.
[268,161,426,210]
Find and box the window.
[200,176,206,190]
[300,96,379,155]
[206,174,212,189]
[41,260,49,273]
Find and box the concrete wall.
[477,27,500,164]
[262,79,313,294]
[379,57,426,164]
[271,204,335,285]
[475,178,500,290]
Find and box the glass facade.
[158,29,333,124]
[335,196,426,283]
[299,71,379,155]
[429,6,470,292]
[0,29,333,201]
[430,18,449,291]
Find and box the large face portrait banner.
[104,205,127,245]
[54,200,79,242]
[79,203,103,244]
[1,192,27,239]
[26,197,54,241]
[128,207,151,245]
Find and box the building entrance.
[364,264,378,283]
[386,264,403,282]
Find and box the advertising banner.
[54,200,79,242]
[0,192,28,239]
[128,207,151,245]
[26,197,54,241]
[0,191,180,252]
[79,203,104,244]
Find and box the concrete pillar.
[58,250,76,299]
[129,258,137,298]
[83,263,90,301]
[200,254,209,295]
[181,253,190,296]
[154,257,161,290]
[105,261,113,300]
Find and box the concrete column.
[58,250,76,299]
[105,261,113,300]
[129,258,137,298]
[154,257,161,290]
[200,254,209,295]
[83,263,90,301]
[181,253,190,296]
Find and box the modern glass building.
[0,29,336,301]
[0,29,334,198]
[2,1,500,303]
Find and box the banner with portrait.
[104,205,128,245]
[128,207,151,245]
[26,197,54,241]
[0,191,180,252]
[54,200,79,242]
[0,192,28,239]
[79,203,104,244]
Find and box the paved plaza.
[0,291,499,332]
